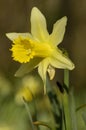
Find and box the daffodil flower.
[6,7,75,93]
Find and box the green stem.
[64,69,69,88]
[62,69,72,130]
[22,98,35,130]
[69,89,77,130]
[62,92,72,130]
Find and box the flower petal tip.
[14,73,17,77]
[61,16,67,26]
[14,71,22,77]
[6,33,16,41]
[31,7,40,12]
[31,7,41,16]
[70,63,75,70]
[6,33,10,39]
[64,16,67,22]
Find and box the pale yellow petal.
[38,58,49,94]
[50,49,75,70]
[31,7,49,42]
[49,16,67,46]
[15,58,42,77]
[6,32,32,41]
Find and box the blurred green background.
[0,0,86,130]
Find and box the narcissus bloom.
[6,7,75,93]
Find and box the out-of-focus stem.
[22,98,35,130]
